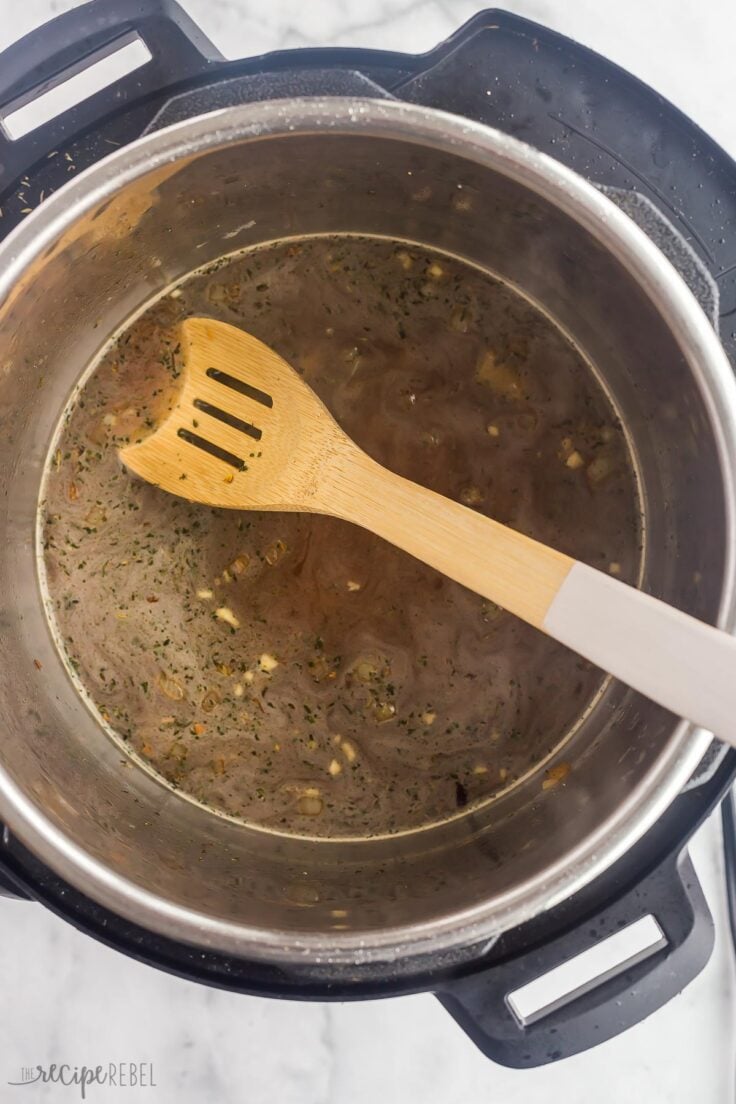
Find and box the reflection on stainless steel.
[0,99,734,972]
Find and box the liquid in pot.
[41,235,641,838]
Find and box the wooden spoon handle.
[326,449,736,745]
[324,447,574,626]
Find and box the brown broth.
[41,235,641,838]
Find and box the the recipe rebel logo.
[8,1063,157,1098]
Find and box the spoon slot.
[177,427,247,471]
[206,367,273,409]
[193,398,262,441]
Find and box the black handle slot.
[506,913,667,1027]
[0,32,153,142]
[0,0,223,189]
[437,849,713,1067]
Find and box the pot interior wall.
[0,125,726,948]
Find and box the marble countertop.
[1,2,735,1101]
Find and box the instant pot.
[1,0,736,1069]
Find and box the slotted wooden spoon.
[120,317,736,746]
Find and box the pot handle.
[437,848,713,1067]
[0,0,223,190]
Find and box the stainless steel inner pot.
[1,98,735,968]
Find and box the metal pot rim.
[0,96,733,965]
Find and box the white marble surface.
[1,1,735,1101]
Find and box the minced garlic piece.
[346,580,361,592]
[341,739,357,763]
[542,762,571,790]
[258,653,279,673]
[473,764,488,775]
[215,606,240,628]
[608,562,621,576]
[85,506,106,530]
[487,424,500,437]
[565,451,584,470]
[157,672,184,701]
[328,759,342,776]
[228,554,250,576]
[395,249,413,270]
[421,711,436,726]
[297,792,323,816]
[426,261,444,279]
[460,485,484,506]
[354,659,378,683]
[243,670,255,685]
[197,588,213,600]
[587,455,615,485]
[450,305,471,333]
[476,349,523,399]
[374,701,396,723]
[265,539,287,566]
